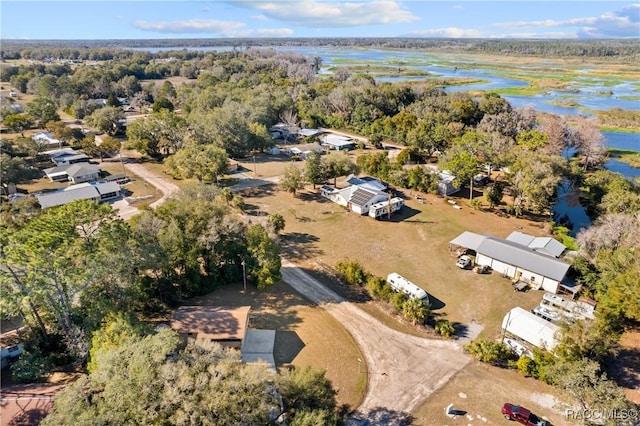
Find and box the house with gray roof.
[450,231,571,294]
[321,176,389,215]
[35,181,120,209]
[44,163,101,184]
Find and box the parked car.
[456,255,472,269]
[473,174,490,186]
[502,403,550,426]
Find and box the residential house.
[321,175,389,215]
[32,132,61,147]
[44,163,101,184]
[449,231,571,293]
[35,181,120,209]
[52,153,90,166]
[171,306,251,349]
[320,134,357,151]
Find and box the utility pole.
[241,259,247,293]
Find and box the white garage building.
[449,231,570,294]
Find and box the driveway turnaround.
[281,259,471,425]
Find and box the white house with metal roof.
[450,231,570,293]
[502,307,560,351]
[44,163,101,184]
[320,134,357,151]
[35,181,120,209]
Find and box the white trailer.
[369,197,404,219]
[386,272,429,302]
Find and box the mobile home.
[369,197,404,219]
[386,273,429,303]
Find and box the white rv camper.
[368,197,404,219]
[386,273,429,303]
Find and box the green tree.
[85,106,125,136]
[44,329,339,426]
[434,319,456,337]
[163,143,229,183]
[545,358,632,425]
[280,163,305,196]
[245,224,281,290]
[486,182,504,209]
[441,144,479,200]
[25,97,59,126]
[2,113,34,136]
[324,154,359,184]
[555,318,620,362]
[87,313,151,374]
[267,213,286,236]
[304,151,324,188]
[0,200,122,359]
[152,96,174,113]
[0,153,38,184]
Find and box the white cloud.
[135,19,245,34]
[404,27,578,39]
[492,4,640,38]
[230,0,419,27]
[452,5,464,10]
[251,14,269,21]
[133,19,292,37]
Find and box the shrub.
[365,275,386,299]
[390,291,408,311]
[464,339,513,366]
[470,199,482,210]
[515,356,539,377]
[11,350,52,383]
[435,319,456,337]
[335,259,370,287]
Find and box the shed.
[171,306,251,349]
[241,329,276,370]
[502,307,559,350]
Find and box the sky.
[1,1,639,40]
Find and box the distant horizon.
[1,1,638,40]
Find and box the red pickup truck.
[502,403,550,426]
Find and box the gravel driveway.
[281,259,471,425]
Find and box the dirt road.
[122,162,179,209]
[281,259,471,425]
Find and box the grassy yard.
[241,183,545,340]
[413,361,574,426]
